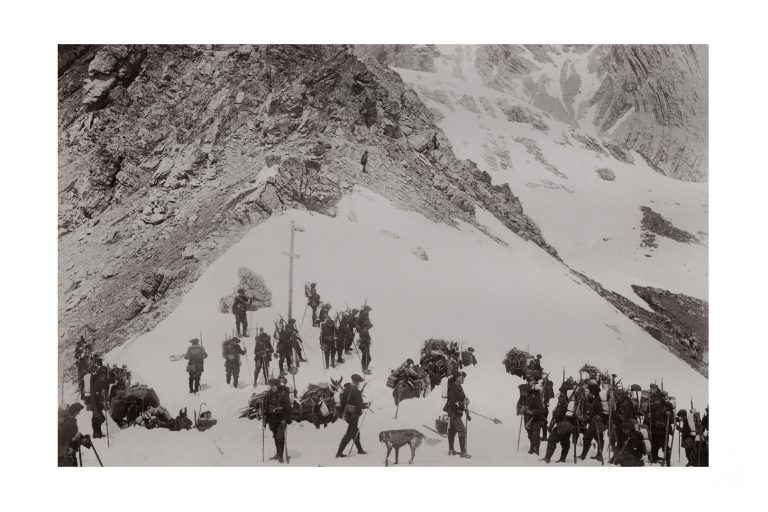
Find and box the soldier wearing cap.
[443,371,472,458]
[264,378,292,463]
[58,402,91,466]
[336,374,367,458]
[232,288,250,337]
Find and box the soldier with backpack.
[321,316,337,369]
[222,337,246,388]
[184,338,207,393]
[358,326,372,374]
[613,388,636,451]
[521,386,546,456]
[612,421,646,466]
[253,328,274,386]
[676,409,697,466]
[232,288,250,337]
[336,374,368,458]
[286,318,306,364]
[579,381,606,462]
[305,283,321,327]
[543,392,576,463]
[264,378,293,463]
[89,355,109,438]
[276,322,293,374]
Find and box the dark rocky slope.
[58,44,553,376]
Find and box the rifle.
[261,394,266,463]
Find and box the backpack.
[187,345,205,361]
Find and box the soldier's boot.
[448,434,457,455]
[226,373,231,385]
[188,377,195,393]
[233,376,239,388]
[335,439,348,458]
[194,378,200,392]
[579,444,590,460]
[557,445,570,463]
[355,437,366,455]
[92,420,104,438]
[543,441,557,463]
[459,437,471,458]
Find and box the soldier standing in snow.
[306,283,321,327]
[223,337,246,388]
[89,355,109,438]
[522,387,546,456]
[676,409,697,466]
[232,288,250,337]
[264,378,292,463]
[276,323,293,374]
[321,316,337,369]
[286,318,306,364]
[184,338,207,393]
[336,374,367,458]
[443,371,472,458]
[360,150,368,173]
[579,381,606,462]
[58,402,92,466]
[253,328,274,386]
[543,393,575,463]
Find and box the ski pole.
[347,406,370,457]
[104,401,110,448]
[516,414,523,453]
[91,443,104,467]
[78,445,83,467]
[301,304,308,326]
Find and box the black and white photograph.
[56,42,709,468]
[6,0,766,509]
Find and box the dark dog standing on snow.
[379,429,439,466]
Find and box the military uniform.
[232,292,249,337]
[184,339,207,393]
[336,376,367,457]
[223,339,246,387]
[443,374,471,458]
[264,381,293,463]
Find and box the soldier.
[306,283,321,327]
[543,393,576,463]
[358,326,372,374]
[184,338,207,393]
[232,288,250,337]
[360,150,368,173]
[344,309,358,353]
[579,381,606,462]
[321,316,336,369]
[522,386,546,456]
[286,318,307,363]
[676,409,697,466]
[253,327,274,386]
[646,391,674,465]
[223,337,246,388]
[358,305,373,331]
[334,315,346,364]
[89,354,109,438]
[443,371,471,458]
[612,388,636,451]
[58,402,92,466]
[263,379,293,463]
[336,374,367,458]
[276,323,293,374]
[318,303,331,325]
[612,421,646,466]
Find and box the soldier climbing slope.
[232,288,251,337]
[305,283,321,327]
[253,327,274,386]
[184,338,207,393]
[321,316,337,369]
[222,337,246,388]
[89,354,109,438]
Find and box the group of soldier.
[59,337,133,466]
[516,358,710,467]
[307,282,374,374]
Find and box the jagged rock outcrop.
[58,44,554,373]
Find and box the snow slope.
[73,188,708,466]
[393,47,708,307]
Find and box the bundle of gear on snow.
[109,384,160,427]
[387,359,431,404]
[240,382,346,429]
[195,404,217,432]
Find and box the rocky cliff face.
[58,44,553,373]
[357,44,708,182]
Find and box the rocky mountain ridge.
[58,44,553,374]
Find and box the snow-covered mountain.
[59,45,708,466]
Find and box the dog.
[379,429,440,466]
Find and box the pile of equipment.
[503,348,534,378]
[109,384,160,427]
[387,359,431,404]
[240,382,343,429]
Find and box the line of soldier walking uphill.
[59,282,708,467]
